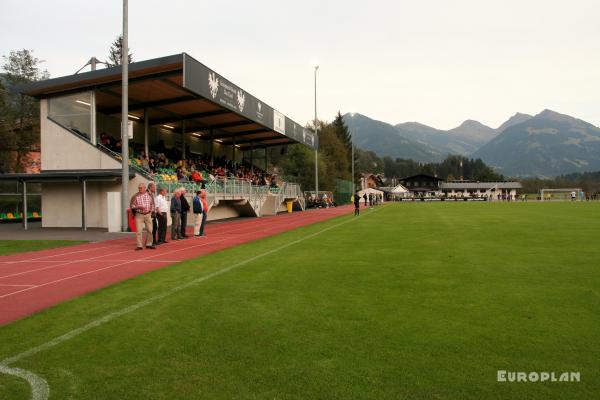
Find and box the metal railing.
[154,177,304,215]
[96,144,153,180]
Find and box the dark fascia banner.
[183,54,317,150]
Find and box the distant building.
[360,173,384,190]
[441,181,522,199]
[399,174,444,197]
[391,175,522,201]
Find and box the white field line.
[0,207,378,400]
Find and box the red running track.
[0,206,353,325]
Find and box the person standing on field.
[198,190,208,236]
[155,187,169,244]
[180,188,190,238]
[130,182,156,250]
[193,190,204,236]
[170,189,183,241]
[354,192,360,216]
[147,182,158,245]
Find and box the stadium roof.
[400,173,444,181]
[18,53,317,150]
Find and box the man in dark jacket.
[363,193,368,207]
[180,188,190,238]
[170,189,183,240]
[354,192,360,216]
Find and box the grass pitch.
[0,203,598,399]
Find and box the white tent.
[377,184,410,201]
[356,188,385,204]
[390,184,409,195]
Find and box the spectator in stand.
[180,188,190,238]
[158,154,168,168]
[129,182,156,250]
[191,170,203,183]
[170,189,183,241]
[100,132,112,148]
[115,139,122,153]
[148,157,157,173]
[270,176,279,188]
[155,186,169,244]
[176,167,186,182]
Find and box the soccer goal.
[540,188,584,201]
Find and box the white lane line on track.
[0,284,36,287]
[0,211,316,280]
[0,244,121,265]
[0,210,337,298]
[0,207,379,400]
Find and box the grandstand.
[4,54,315,229]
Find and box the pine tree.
[1,49,49,172]
[332,111,352,150]
[107,35,133,67]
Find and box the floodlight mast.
[314,64,319,198]
[121,0,129,231]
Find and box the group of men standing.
[353,192,383,216]
[129,182,208,250]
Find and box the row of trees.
[268,112,356,192]
[520,172,600,195]
[0,37,130,173]
[0,49,49,172]
[356,150,504,182]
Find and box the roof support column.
[91,90,97,144]
[21,180,27,231]
[81,179,87,231]
[120,0,129,232]
[250,144,254,173]
[144,107,149,158]
[181,120,186,159]
[264,146,268,172]
[232,136,236,167]
[209,128,214,165]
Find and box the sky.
[1,0,599,130]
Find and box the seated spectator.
[191,170,203,183]
[176,167,186,182]
[148,157,157,172]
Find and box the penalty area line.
[0,207,380,400]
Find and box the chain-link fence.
[334,179,354,205]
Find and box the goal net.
[540,188,583,201]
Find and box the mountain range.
[343,110,600,177]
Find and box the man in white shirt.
[155,186,169,244]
